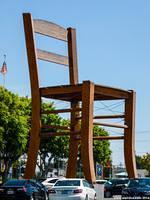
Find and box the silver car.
[42,177,65,190]
[48,178,96,200]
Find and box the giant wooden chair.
[23,13,137,183]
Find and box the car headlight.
[122,190,128,195]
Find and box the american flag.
[1,61,7,74]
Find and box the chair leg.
[66,137,79,177]
[81,81,96,183]
[24,121,41,179]
[66,102,80,178]
[24,97,41,179]
[124,91,137,178]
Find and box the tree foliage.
[0,87,30,182]
[93,125,111,166]
[136,153,150,176]
[136,155,143,169]
[141,153,150,176]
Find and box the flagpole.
[3,73,5,87]
[1,54,7,88]
[3,55,6,87]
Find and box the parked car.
[121,178,150,199]
[42,177,65,190]
[104,178,129,198]
[96,179,107,185]
[0,179,48,200]
[48,178,96,200]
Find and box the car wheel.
[104,191,112,198]
[85,195,89,200]
[44,193,49,200]
[29,195,35,200]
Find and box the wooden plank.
[94,114,125,119]
[76,114,125,120]
[66,102,80,178]
[34,19,67,41]
[124,91,137,178]
[67,28,78,85]
[42,124,70,130]
[93,136,124,140]
[41,107,82,114]
[23,13,41,179]
[94,122,128,129]
[37,49,69,66]
[41,132,70,137]
[81,81,96,183]
[95,84,130,99]
[66,28,79,178]
[41,131,80,138]
[40,84,82,96]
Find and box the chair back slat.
[23,13,78,86]
[34,19,67,41]
[37,49,69,66]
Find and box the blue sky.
[0,0,150,165]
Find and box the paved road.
[104,196,121,200]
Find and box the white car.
[48,178,96,200]
[42,177,65,190]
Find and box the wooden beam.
[40,84,82,97]
[37,49,69,66]
[41,132,70,137]
[34,19,67,41]
[23,13,41,179]
[75,136,124,140]
[42,124,70,130]
[94,114,125,119]
[67,28,78,85]
[93,136,124,140]
[76,114,125,120]
[93,122,128,129]
[41,131,80,137]
[95,84,130,99]
[81,81,96,183]
[66,102,81,178]
[41,107,82,114]
[124,91,137,178]
[66,28,79,178]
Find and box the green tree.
[93,125,111,166]
[136,155,143,169]
[141,153,150,176]
[136,153,150,176]
[0,87,30,182]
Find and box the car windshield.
[104,181,112,186]
[105,179,128,186]
[38,178,46,183]
[48,179,58,183]
[4,180,26,186]
[55,180,80,186]
[128,179,150,188]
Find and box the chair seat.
[40,80,131,101]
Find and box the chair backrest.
[23,13,79,96]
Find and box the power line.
[94,100,124,114]
[136,130,150,134]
